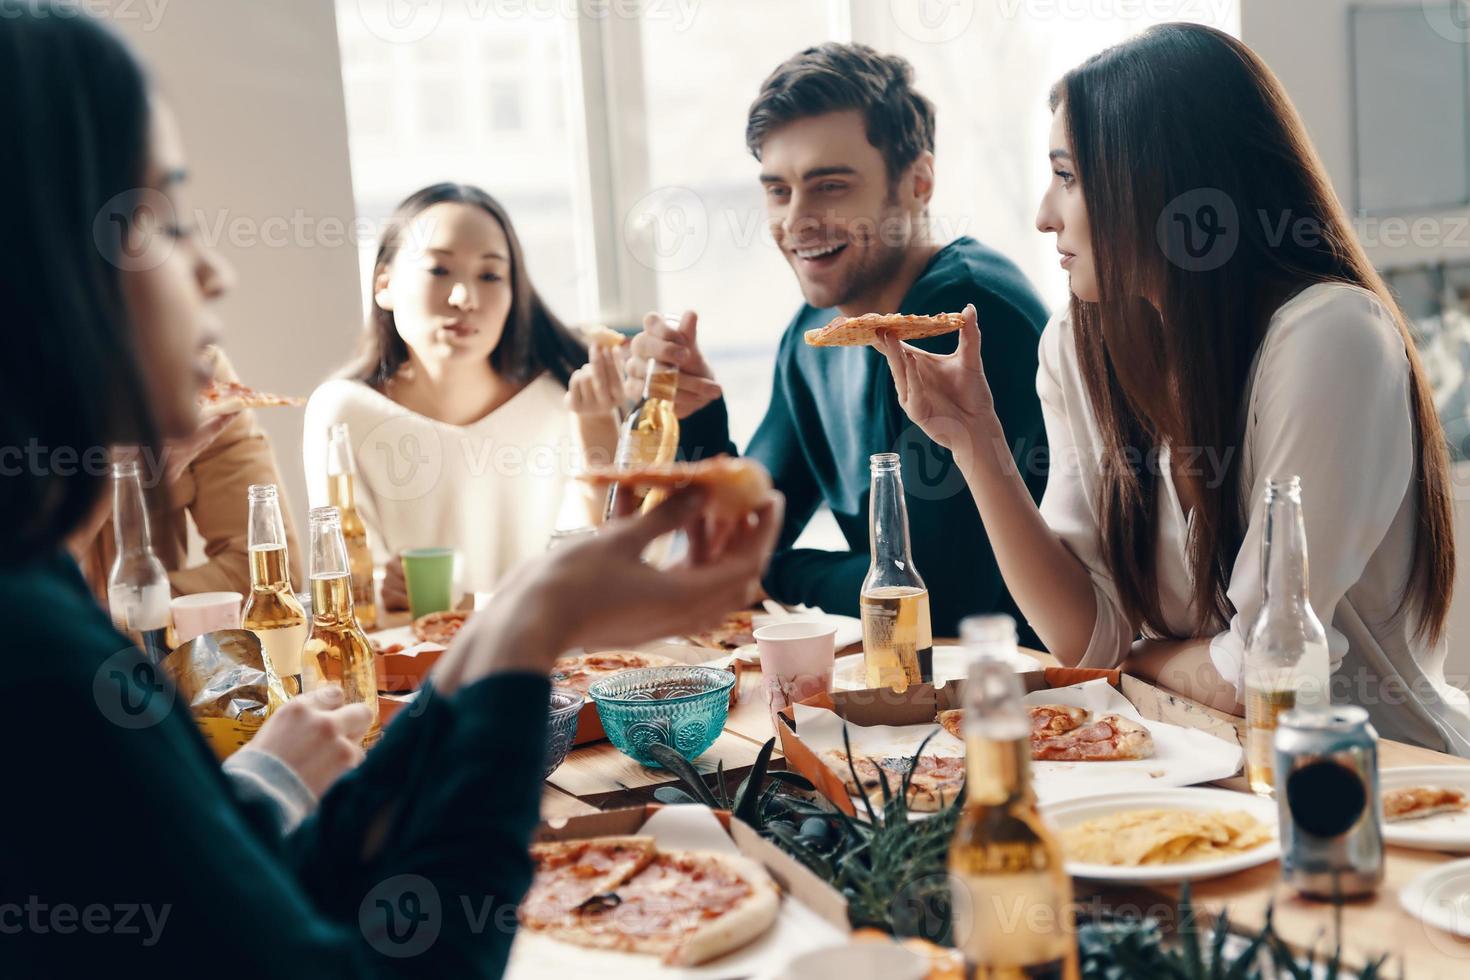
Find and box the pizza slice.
[579,456,773,520]
[519,836,658,925]
[550,650,684,696]
[1031,713,1155,761]
[821,749,965,812]
[521,845,779,966]
[1383,785,1470,823]
[803,311,964,348]
[686,609,757,651]
[197,378,306,419]
[412,609,470,645]
[934,703,1090,741]
[580,324,628,348]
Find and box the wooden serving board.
[544,730,769,809]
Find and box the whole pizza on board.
[518,836,780,966]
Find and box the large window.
[337,1,589,321]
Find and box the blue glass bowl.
[588,666,734,768]
[544,687,583,778]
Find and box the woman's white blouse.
[1038,282,1470,754]
[302,375,582,596]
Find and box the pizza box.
[506,803,849,978]
[566,644,745,747]
[776,666,1117,816]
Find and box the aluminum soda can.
[1273,705,1384,898]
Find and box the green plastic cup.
[400,548,455,619]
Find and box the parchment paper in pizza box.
[504,805,847,980]
[1021,677,1242,802]
[788,678,1242,808]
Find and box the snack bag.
[162,628,288,758]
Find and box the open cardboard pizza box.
[567,644,745,747]
[506,804,849,978]
[777,666,1245,815]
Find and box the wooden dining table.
[380,609,1470,976]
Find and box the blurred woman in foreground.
[0,6,780,974]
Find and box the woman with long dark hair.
[0,6,779,972]
[304,183,624,606]
[883,22,1469,753]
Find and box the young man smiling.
[627,43,1048,637]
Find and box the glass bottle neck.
[965,735,1034,806]
[869,462,917,569]
[1261,486,1309,609]
[308,516,351,580]
[111,465,154,557]
[642,359,679,403]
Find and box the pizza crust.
[1032,714,1155,761]
[803,311,964,348]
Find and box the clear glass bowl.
[588,666,734,768]
[544,687,583,778]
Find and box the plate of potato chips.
[1040,788,1280,883]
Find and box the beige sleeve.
[169,348,304,595]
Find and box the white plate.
[1039,787,1280,884]
[1401,857,1470,938]
[830,645,1039,691]
[1380,766,1470,852]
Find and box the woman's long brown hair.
[345,183,587,389]
[1053,23,1453,643]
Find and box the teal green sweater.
[2,550,548,976]
[681,238,1049,638]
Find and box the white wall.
[1242,0,1470,270]
[1244,0,1470,686]
[109,0,362,541]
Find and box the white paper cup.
[171,591,243,647]
[754,620,836,732]
[772,942,927,980]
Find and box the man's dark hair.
[746,43,935,183]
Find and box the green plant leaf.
[646,743,722,808]
[764,769,816,791]
[733,738,777,826]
